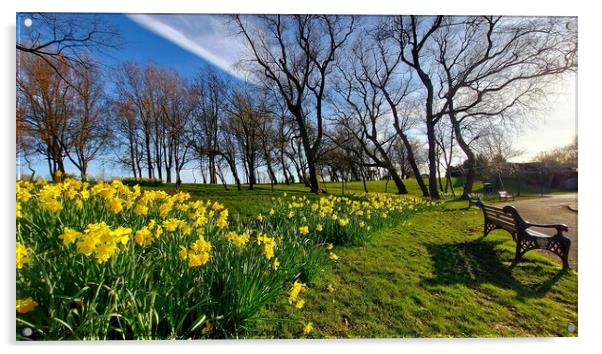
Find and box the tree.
[224,87,267,190]
[113,96,144,179]
[234,15,356,193]
[354,26,431,196]
[386,15,444,199]
[17,54,73,179]
[17,13,119,85]
[161,71,196,186]
[63,65,113,180]
[115,63,154,179]
[433,16,577,198]
[189,69,226,184]
[334,50,409,194]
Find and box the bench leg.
[560,237,571,269]
[514,241,523,264]
[483,223,496,237]
[562,254,570,269]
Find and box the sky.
[16,13,578,181]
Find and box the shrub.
[121,177,164,187]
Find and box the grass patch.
[252,207,578,338]
[148,178,571,220]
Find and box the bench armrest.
[525,222,569,233]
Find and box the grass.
[251,203,578,338]
[147,177,571,219]
[146,178,467,219]
[137,179,577,338]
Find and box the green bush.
[121,177,164,187]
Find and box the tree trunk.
[144,129,153,178]
[426,121,440,199]
[209,153,217,184]
[361,169,368,193]
[265,152,278,185]
[450,112,476,200]
[400,135,429,197]
[280,152,290,185]
[436,148,444,193]
[225,156,242,191]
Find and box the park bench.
[498,190,515,201]
[467,195,571,269]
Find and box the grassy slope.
[148,177,563,219]
[252,203,578,338]
[145,180,577,338]
[150,179,485,219]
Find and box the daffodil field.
[16,179,436,340]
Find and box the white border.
[3,1,600,353]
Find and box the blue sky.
[16,13,578,181]
[103,14,232,81]
[17,13,239,180]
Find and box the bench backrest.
[482,204,517,234]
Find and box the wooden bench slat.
[487,219,517,232]
[487,215,515,225]
[484,212,513,222]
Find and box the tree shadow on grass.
[421,239,569,299]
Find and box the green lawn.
[148,177,562,219]
[143,180,577,338]
[148,179,485,219]
[251,204,577,338]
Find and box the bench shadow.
[421,238,568,299]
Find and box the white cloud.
[127,14,249,80]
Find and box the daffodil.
[226,231,250,248]
[59,227,81,246]
[256,233,276,259]
[188,251,210,267]
[16,242,30,269]
[201,322,213,336]
[288,280,307,304]
[216,209,229,229]
[303,322,313,335]
[107,198,123,214]
[16,298,37,314]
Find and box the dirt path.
[495,193,578,270]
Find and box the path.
[495,193,578,270]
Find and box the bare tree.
[115,63,157,179]
[63,64,112,180]
[234,15,356,193]
[224,87,266,190]
[161,71,196,186]
[385,15,444,199]
[17,13,120,85]
[334,52,409,194]
[355,27,431,196]
[17,54,73,179]
[433,16,577,198]
[113,96,144,179]
[190,69,226,184]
